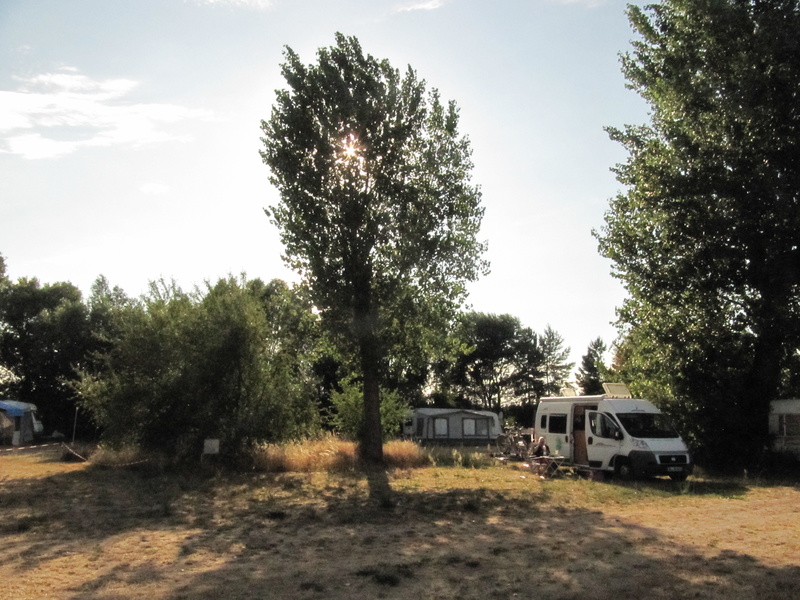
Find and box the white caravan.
[534,384,693,481]
[770,399,800,457]
[403,408,502,445]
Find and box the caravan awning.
[0,400,29,417]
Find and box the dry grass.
[1,443,799,600]
[249,435,492,472]
[251,434,364,472]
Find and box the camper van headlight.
[631,438,650,451]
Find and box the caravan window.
[549,414,567,434]
[539,414,547,430]
[434,418,449,437]
[463,418,488,437]
[779,414,800,436]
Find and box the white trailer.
[770,399,800,457]
[534,384,693,481]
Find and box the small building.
[403,408,502,445]
[770,399,800,457]
[0,400,36,446]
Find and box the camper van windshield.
[616,413,679,439]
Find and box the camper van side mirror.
[614,430,623,441]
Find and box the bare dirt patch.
[1,446,799,600]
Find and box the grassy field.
[1,441,799,600]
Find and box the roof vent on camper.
[561,388,577,397]
[602,383,632,398]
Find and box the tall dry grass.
[81,436,493,473]
[250,434,360,472]
[249,435,492,472]
[423,445,493,469]
[88,444,166,469]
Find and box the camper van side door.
[586,411,623,470]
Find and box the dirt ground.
[1,445,799,600]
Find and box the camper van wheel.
[614,458,634,481]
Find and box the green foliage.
[576,337,607,396]
[78,276,321,460]
[261,33,487,462]
[596,0,800,468]
[445,312,545,412]
[0,364,19,390]
[327,377,410,442]
[0,275,92,433]
[540,325,573,397]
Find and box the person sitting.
[531,437,550,476]
[532,437,550,458]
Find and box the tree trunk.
[353,276,383,464]
[742,323,784,461]
[360,332,383,464]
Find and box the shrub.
[327,378,409,441]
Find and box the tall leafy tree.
[260,34,487,462]
[450,312,544,413]
[0,275,91,434]
[0,256,19,394]
[596,0,800,466]
[540,325,573,396]
[576,337,607,396]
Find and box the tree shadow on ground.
[2,457,799,600]
[78,486,800,600]
[0,460,212,571]
[364,464,393,508]
[603,475,750,498]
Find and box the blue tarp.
[0,400,35,445]
[0,400,29,417]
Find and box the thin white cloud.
[396,0,446,12]
[0,67,210,160]
[4,134,79,161]
[191,0,273,9]
[549,0,609,7]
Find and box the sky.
[0,0,649,371]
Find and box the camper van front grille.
[657,454,688,465]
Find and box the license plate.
[667,466,683,472]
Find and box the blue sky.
[0,0,648,369]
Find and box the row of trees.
[262,2,800,472]
[12,0,795,472]
[1,253,589,459]
[436,316,576,412]
[597,0,800,469]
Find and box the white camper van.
[534,384,693,481]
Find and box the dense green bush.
[327,377,409,442]
[79,277,321,460]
